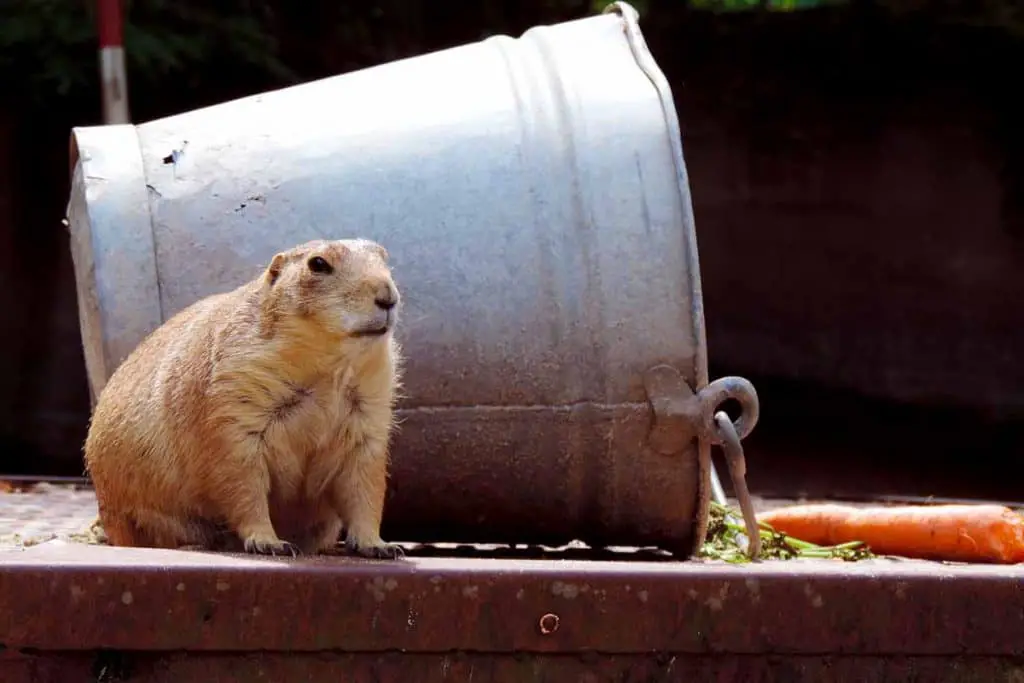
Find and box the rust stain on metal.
[538,613,560,635]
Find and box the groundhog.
[84,238,404,558]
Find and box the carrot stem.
[702,501,873,562]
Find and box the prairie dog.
[84,238,403,558]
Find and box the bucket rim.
[602,1,719,557]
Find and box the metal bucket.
[65,3,759,556]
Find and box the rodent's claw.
[345,538,405,560]
[377,543,406,560]
[244,536,301,557]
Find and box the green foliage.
[700,502,874,563]
[881,0,1024,37]
[590,0,650,14]
[687,0,846,11]
[0,0,290,105]
[121,0,289,80]
[683,0,1024,34]
[0,0,96,97]
[0,0,1020,110]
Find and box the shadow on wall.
[0,109,93,477]
[0,4,1021,502]
[656,8,1024,500]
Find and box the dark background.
[1,0,1022,501]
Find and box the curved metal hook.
[714,411,761,559]
[696,376,760,445]
[644,366,760,452]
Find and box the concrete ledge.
[3,485,1024,681]
[1,541,1023,656]
[5,651,1024,683]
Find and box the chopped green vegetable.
[699,501,874,563]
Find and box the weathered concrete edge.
[1,541,1022,656]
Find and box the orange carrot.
[758,503,1024,564]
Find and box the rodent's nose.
[374,283,397,311]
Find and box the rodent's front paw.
[244,535,300,557]
[345,538,405,560]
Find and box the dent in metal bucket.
[65,2,760,556]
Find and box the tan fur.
[84,238,404,558]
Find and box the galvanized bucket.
[66,3,760,556]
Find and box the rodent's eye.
[307,256,333,274]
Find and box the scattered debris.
[699,501,873,563]
[0,516,107,550]
[235,193,266,213]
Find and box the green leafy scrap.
[700,501,874,563]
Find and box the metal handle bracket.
[644,364,762,558]
[643,364,759,453]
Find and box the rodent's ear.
[368,242,389,262]
[265,253,286,286]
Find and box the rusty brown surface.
[5,652,1024,683]
[2,540,1024,656]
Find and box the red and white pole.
[96,0,130,124]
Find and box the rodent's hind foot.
[244,535,300,557]
[345,538,405,560]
